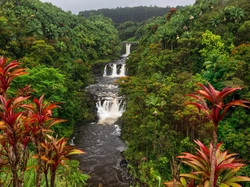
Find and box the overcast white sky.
[40,0,196,14]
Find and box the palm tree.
[158,27,178,50]
[224,6,245,23]
[210,16,220,27]
[203,53,222,71]
[231,7,245,22]
[157,27,168,50]
[56,41,67,52]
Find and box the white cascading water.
[97,43,130,124]
[119,63,126,76]
[125,43,131,56]
[103,63,126,77]
[103,65,107,77]
[103,43,130,77]
[121,43,131,57]
[96,97,126,124]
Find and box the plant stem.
[210,127,218,187]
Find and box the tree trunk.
[12,168,18,187]
[50,170,56,187]
[45,172,49,187]
[12,132,21,187]
[19,147,29,187]
[170,156,180,187]
[36,130,43,187]
[210,127,218,187]
[170,41,173,50]
[35,141,42,187]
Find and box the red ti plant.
[0,95,30,187]
[0,56,26,96]
[21,95,66,187]
[34,135,85,187]
[186,83,250,187]
[0,56,30,187]
[0,56,85,187]
[164,140,250,187]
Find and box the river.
[72,44,133,186]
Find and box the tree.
[224,6,245,23]
[210,17,220,28]
[157,27,178,50]
[199,30,228,62]
[12,65,67,102]
[235,21,250,45]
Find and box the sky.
[40,0,196,14]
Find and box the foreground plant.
[186,83,250,187]
[164,140,250,187]
[0,56,30,186]
[36,135,85,187]
[0,56,85,187]
[22,94,66,187]
[164,82,250,187]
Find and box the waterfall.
[112,64,118,77]
[119,63,126,76]
[125,43,131,56]
[103,62,126,77]
[87,57,128,124]
[96,97,126,124]
[98,60,127,124]
[103,64,107,77]
[121,43,131,57]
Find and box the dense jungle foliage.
[116,0,250,186]
[1,0,250,186]
[79,6,176,23]
[0,0,121,137]
[0,0,122,186]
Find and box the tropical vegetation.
[117,0,250,186]
[0,0,120,186]
[0,56,87,186]
[1,0,250,186]
[0,0,121,137]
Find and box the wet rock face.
[91,61,106,77]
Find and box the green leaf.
[180,173,201,181]
[180,177,187,186]
[66,149,86,156]
[224,176,250,183]
[221,167,240,182]
[227,183,242,187]
[204,180,210,187]
[219,183,230,187]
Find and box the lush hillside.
[79,6,180,23]
[118,0,250,186]
[0,0,122,186]
[1,0,250,186]
[0,0,121,136]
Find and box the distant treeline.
[79,6,183,23]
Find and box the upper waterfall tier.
[103,63,126,77]
[103,58,126,77]
[121,43,131,57]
